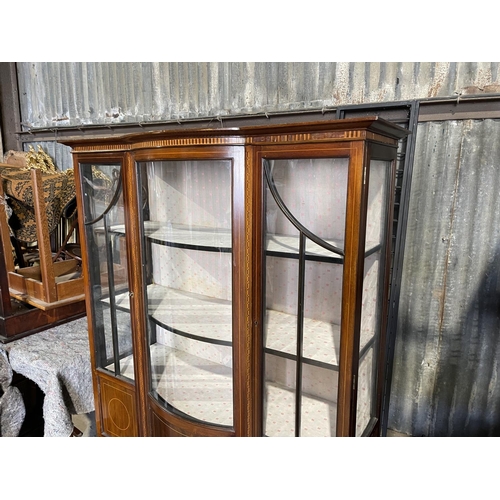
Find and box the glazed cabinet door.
[134,147,247,436]
[258,143,397,437]
[260,152,349,437]
[76,159,138,436]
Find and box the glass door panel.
[79,162,134,380]
[263,158,348,437]
[356,160,391,436]
[138,160,233,427]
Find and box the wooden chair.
[0,167,85,312]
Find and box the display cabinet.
[63,117,408,437]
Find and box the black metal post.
[295,232,306,437]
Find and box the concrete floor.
[386,429,410,437]
[72,412,96,437]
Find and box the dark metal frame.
[336,101,420,436]
[379,103,420,435]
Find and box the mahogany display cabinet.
[63,117,408,437]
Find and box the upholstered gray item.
[0,347,12,388]
[0,386,26,437]
[0,346,26,437]
[5,317,94,437]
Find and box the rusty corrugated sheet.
[388,119,500,436]
[16,62,500,130]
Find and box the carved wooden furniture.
[0,165,86,343]
[64,117,408,437]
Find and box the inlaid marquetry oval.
[108,397,131,431]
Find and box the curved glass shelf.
[108,282,372,371]
[108,222,381,263]
[110,284,232,346]
[264,382,338,437]
[264,310,375,370]
[105,343,234,427]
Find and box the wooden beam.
[32,168,57,303]
[0,178,15,273]
[0,62,22,152]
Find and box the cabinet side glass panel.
[356,160,391,436]
[138,160,233,427]
[263,158,348,437]
[79,163,134,381]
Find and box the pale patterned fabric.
[5,317,94,437]
[0,346,26,437]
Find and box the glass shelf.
[106,343,234,427]
[107,221,381,262]
[108,284,385,371]
[264,381,338,437]
[265,310,376,369]
[113,284,232,345]
[265,310,341,367]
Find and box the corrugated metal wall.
[17,62,500,129]
[9,62,500,436]
[389,119,500,436]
